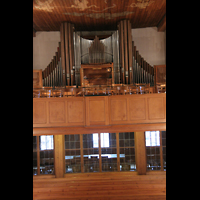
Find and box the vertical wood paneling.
[54,135,65,178]
[135,132,146,175]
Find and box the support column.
[54,135,65,178]
[135,132,146,175]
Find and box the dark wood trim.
[157,15,166,32]
[33,123,166,136]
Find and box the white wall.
[33,31,60,70]
[33,27,166,70]
[131,27,166,66]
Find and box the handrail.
[33,84,158,98]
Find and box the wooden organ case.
[80,36,114,86]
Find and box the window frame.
[145,131,165,171]
[33,135,55,176]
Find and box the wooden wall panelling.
[147,95,166,121]
[33,100,47,124]
[86,96,109,126]
[33,97,85,127]
[128,96,146,122]
[33,94,166,128]
[66,97,85,126]
[33,69,43,88]
[154,65,166,86]
[135,132,146,175]
[109,96,128,124]
[49,100,65,124]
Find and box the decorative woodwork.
[85,96,109,126]
[80,63,114,86]
[154,65,166,85]
[33,0,166,32]
[33,70,43,88]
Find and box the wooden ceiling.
[33,0,166,32]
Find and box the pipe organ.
[40,20,164,90]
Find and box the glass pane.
[119,132,136,171]
[145,131,161,171]
[33,136,37,175]
[145,131,160,146]
[39,136,54,175]
[40,135,53,150]
[162,131,166,171]
[83,133,99,173]
[33,151,37,175]
[101,133,117,172]
[65,134,81,173]
[33,136,37,151]
[65,150,81,173]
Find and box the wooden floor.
[33,171,166,200]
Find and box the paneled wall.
[33,93,166,128]
[33,172,166,200]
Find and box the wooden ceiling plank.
[157,15,166,32]
[33,0,166,32]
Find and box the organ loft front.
[33,1,166,199]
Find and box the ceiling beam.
[33,28,36,37]
[157,15,166,32]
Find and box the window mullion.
[98,133,102,172]
[160,132,163,171]
[37,136,40,175]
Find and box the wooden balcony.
[33,93,166,134]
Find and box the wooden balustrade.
[33,93,166,129]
